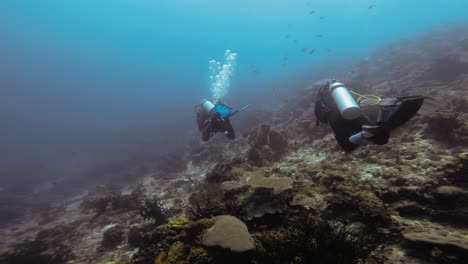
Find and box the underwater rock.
[395,202,428,218]
[201,215,254,253]
[433,186,467,202]
[205,160,237,183]
[127,225,145,248]
[188,183,224,217]
[422,112,468,146]
[80,187,142,216]
[238,170,293,219]
[289,194,316,209]
[365,245,423,264]
[254,226,312,263]
[449,96,468,113]
[243,188,290,219]
[1,224,76,264]
[268,129,288,154]
[403,228,468,251]
[138,197,167,225]
[420,54,468,82]
[298,119,315,133]
[323,190,392,230]
[246,147,263,167]
[248,124,271,148]
[221,180,246,192]
[247,124,288,165]
[244,171,292,194]
[353,191,392,226]
[102,225,125,249]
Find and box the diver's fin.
[384,97,424,129]
[418,98,448,116]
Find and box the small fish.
[315,34,323,38]
[309,48,316,54]
[309,10,315,15]
[368,4,376,9]
[293,39,298,44]
[301,48,308,52]
[320,16,325,20]
[285,34,291,39]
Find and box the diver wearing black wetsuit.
[315,81,424,152]
[195,100,235,142]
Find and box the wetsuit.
[195,103,235,141]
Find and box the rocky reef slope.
[1,25,468,264]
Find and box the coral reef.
[138,197,167,225]
[201,215,254,253]
[1,225,76,264]
[422,111,468,146]
[247,124,288,166]
[2,24,468,264]
[101,225,125,249]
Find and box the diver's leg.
[328,111,363,152]
[201,120,212,141]
[197,117,204,131]
[224,118,235,140]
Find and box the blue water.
[1,0,468,189]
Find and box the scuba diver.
[315,80,425,152]
[195,99,239,142]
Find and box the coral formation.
[2,24,468,264]
[101,225,125,249]
[247,124,288,166]
[201,215,254,253]
[138,197,167,225]
[422,112,468,146]
[1,225,75,264]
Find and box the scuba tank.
[329,81,361,120]
[201,99,215,112]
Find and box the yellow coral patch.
[458,152,468,160]
[168,217,190,228]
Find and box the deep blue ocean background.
[1,0,468,192]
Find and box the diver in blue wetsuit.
[195,99,235,141]
[314,80,425,152]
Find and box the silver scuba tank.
[201,100,215,112]
[329,81,361,120]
